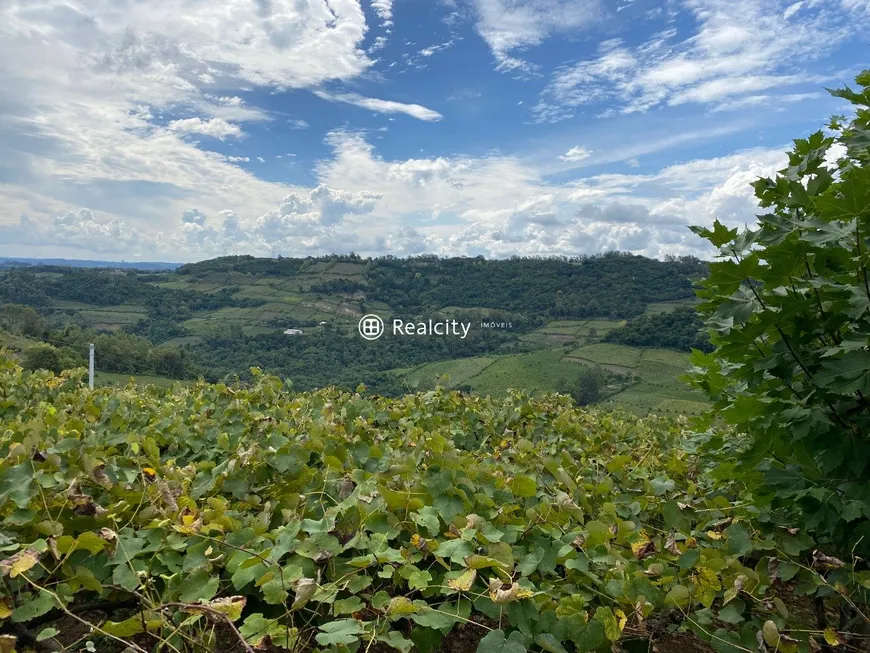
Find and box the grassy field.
[644,299,698,314]
[391,341,707,416]
[400,356,496,390]
[568,342,643,367]
[0,331,38,356]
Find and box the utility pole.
[89,343,94,390]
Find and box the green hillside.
[0,254,710,404]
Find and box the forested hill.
[0,251,709,403]
[176,252,708,319]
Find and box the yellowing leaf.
[0,549,39,578]
[447,569,477,592]
[488,581,532,604]
[386,597,419,616]
[706,530,723,541]
[762,620,780,647]
[631,539,656,560]
[183,596,247,622]
[0,599,11,620]
[823,627,841,647]
[615,608,627,632]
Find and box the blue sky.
[0,0,866,262]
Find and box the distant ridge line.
[0,257,179,271]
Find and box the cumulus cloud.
[253,184,382,253]
[169,117,243,140]
[0,0,396,256]
[0,209,145,254]
[0,137,796,262]
[313,91,443,121]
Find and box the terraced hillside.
[0,255,707,410]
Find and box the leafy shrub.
[21,343,62,373]
[2,356,866,652]
[688,72,870,557]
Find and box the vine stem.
[161,603,255,653]
[21,578,149,653]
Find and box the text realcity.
[392,319,471,339]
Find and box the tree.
[688,70,870,558]
[0,304,45,337]
[559,367,604,406]
[22,344,62,373]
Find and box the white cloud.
[287,119,310,130]
[533,0,868,121]
[419,40,456,57]
[227,156,250,162]
[559,146,592,162]
[371,0,394,26]
[0,209,145,254]
[473,0,601,72]
[168,117,243,140]
[0,133,797,263]
[368,36,389,53]
[313,91,443,121]
[0,0,395,258]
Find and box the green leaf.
[665,584,691,609]
[36,627,60,642]
[315,618,365,646]
[11,591,57,623]
[179,569,220,603]
[535,633,569,653]
[717,600,745,624]
[594,606,621,642]
[333,596,365,615]
[663,501,689,532]
[476,629,526,653]
[379,630,415,653]
[102,614,149,637]
[509,475,537,498]
[407,568,433,591]
[412,507,441,537]
[240,614,297,649]
[816,350,870,395]
[569,619,605,652]
[724,523,752,556]
[112,563,140,592]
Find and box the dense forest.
[0,267,263,313]
[176,252,708,320]
[604,307,713,352]
[364,253,706,318]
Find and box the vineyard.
[1,353,867,652]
